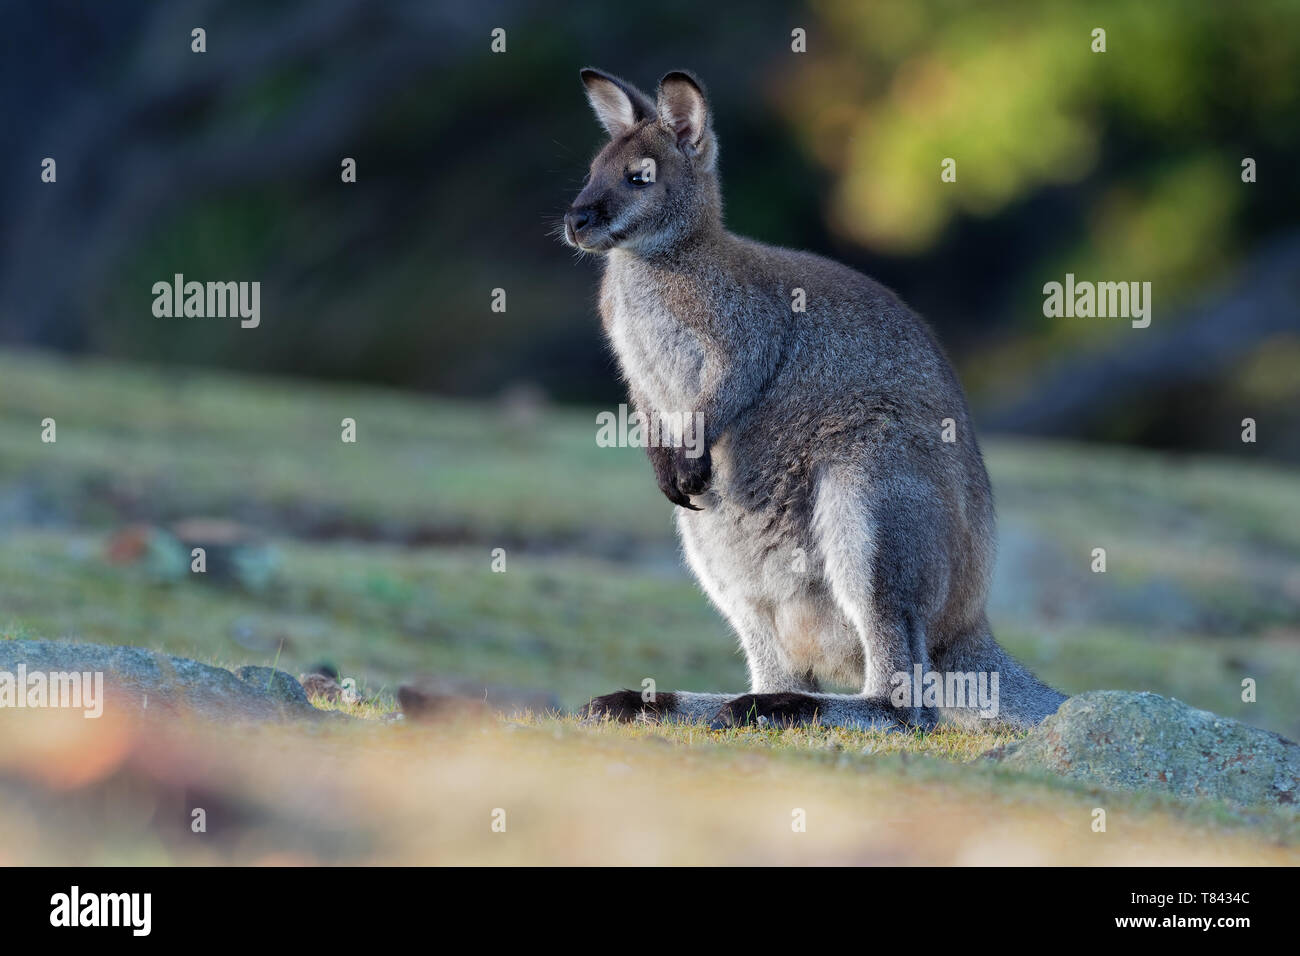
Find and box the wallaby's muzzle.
[566,188,619,250]
[563,207,597,248]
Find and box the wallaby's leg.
[931,623,1067,731]
[710,613,924,728]
[710,464,927,731]
[717,597,823,693]
[677,508,822,693]
[585,514,820,724]
[582,612,819,724]
[581,614,814,725]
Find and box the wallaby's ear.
[580,68,655,139]
[656,70,713,165]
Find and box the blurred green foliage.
[783,0,1298,321]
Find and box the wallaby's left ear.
[581,68,655,139]
[657,71,715,167]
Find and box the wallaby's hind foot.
[709,692,824,729]
[709,692,912,732]
[584,678,1060,733]
[586,688,929,733]
[583,689,733,724]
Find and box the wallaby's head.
[563,68,720,255]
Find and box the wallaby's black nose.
[564,208,594,243]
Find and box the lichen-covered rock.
[986,690,1300,808]
[0,639,326,723]
[234,665,313,708]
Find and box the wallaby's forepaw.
[709,692,823,730]
[584,689,678,723]
[648,444,711,509]
[676,445,712,495]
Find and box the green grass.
[0,349,670,546]
[0,346,1297,863]
[2,348,1296,725]
[0,531,738,708]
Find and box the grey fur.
[565,69,1066,731]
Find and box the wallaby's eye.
[625,163,655,187]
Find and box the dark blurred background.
[3,0,1298,458]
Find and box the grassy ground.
[1,708,1296,866]
[1,347,1297,864]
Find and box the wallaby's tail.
[931,628,1067,731]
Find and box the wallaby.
[563,68,1067,731]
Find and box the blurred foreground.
[2,707,1297,865]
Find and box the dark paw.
[648,444,711,510]
[710,692,822,730]
[584,689,678,723]
[676,445,712,495]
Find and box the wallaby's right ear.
[580,68,655,139]
[656,71,715,169]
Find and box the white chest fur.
[604,267,706,425]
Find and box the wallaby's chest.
[601,267,706,418]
